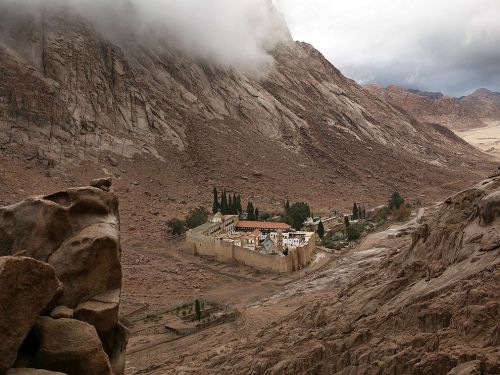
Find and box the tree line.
[212,187,260,220]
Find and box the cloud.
[1,0,291,77]
[274,0,500,96]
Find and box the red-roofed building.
[235,221,291,234]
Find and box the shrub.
[346,224,363,241]
[185,206,209,229]
[391,205,412,221]
[168,218,186,236]
[388,192,405,211]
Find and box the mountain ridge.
[0,5,492,212]
[365,84,500,130]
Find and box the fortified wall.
[186,223,315,274]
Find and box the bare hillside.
[366,85,500,131]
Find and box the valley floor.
[122,212,421,374]
[456,120,500,159]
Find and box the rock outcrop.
[0,182,127,375]
[0,257,61,371]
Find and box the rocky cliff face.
[0,182,127,375]
[366,85,500,130]
[0,4,491,210]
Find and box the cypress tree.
[232,193,238,214]
[285,200,290,213]
[212,187,219,214]
[344,216,350,227]
[220,190,227,214]
[237,195,243,215]
[228,195,233,214]
[353,203,359,220]
[255,208,260,221]
[247,202,255,220]
[195,299,201,321]
[224,190,229,214]
[317,220,325,239]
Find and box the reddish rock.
[0,257,60,372]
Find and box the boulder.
[74,289,120,333]
[34,317,113,375]
[0,187,121,308]
[6,369,67,375]
[100,323,129,375]
[89,178,113,190]
[50,306,74,320]
[48,223,121,307]
[0,257,61,372]
[0,187,126,374]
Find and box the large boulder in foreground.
[0,183,127,375]
[0,257,61,372]
[34,317,113,375]
[0,186,121,308]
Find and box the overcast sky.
[274,0,500,97]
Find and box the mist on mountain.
[1,0,292,77]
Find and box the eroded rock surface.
[0,184,127,375]
[35,317,113,375]
[0,257,61,371]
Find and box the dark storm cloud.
[274,0,500,96]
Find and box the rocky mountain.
[0,3,491,213]
[365,85,500,130]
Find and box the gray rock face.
[0,257,61,372]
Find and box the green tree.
[344,216,350,227]
[286,202,311,230]
[228,195,233,214]
[185,206,209,229]
[221,189,230,214]
[317,220,325,239]
[220,190,225,214]
[388,192,405,211]
[195,299,201,321]
[168,218,186,236]
[285,200,290,213]
[230,194,236,214]
[212,187,219,214]
[260,212,271,221]
[255,208,260,221]
[246,201,255,220]
[237,195,243,215]
[353,202,359,220]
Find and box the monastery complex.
[186,213,315,273]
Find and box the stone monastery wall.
[186,230,315,273]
